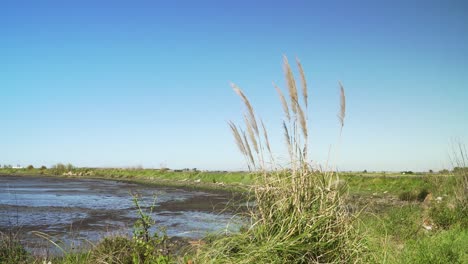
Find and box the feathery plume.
[228,121,246,155]
[231,83,259,136]
[283,121,293,162]
[261,119,272,155]
[283,56,298,114]
[338,82,346,129]
[297,104,307,139]
[242,130,256,168]
[296,57,308,108]
[274,83,291,121]
[244,114,259,154]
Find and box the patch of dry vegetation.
[195,56,365,263]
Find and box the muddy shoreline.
[0,175,245,254]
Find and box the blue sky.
[1,0,467,171]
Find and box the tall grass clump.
[451,141,468,213]
[195,56,364,263]
[429,141,468,229]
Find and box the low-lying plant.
[130,192,170,263]
[0,231,30,264]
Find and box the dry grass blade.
[242,130,256,168]
[450,139,468,208]
[244,114,259,154]
[297,103,307,139]
[228,121,247,156]
[283,121,293,162]
[32,231,66,254]
[261,119,272,156]
[274,83,291,121]
[296,57,308,108]
[283,56,298,114]
[297,104,308,160]
[232,83,259,136]
[338,82,346,129]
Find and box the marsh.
[0,175,240,253]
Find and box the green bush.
[130,193,170,264]
[51,163,67,175]
[0,232,30,264]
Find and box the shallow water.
[0,175,240,252]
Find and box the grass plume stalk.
[198,57,364,263]
[338,81,346,136]
[450,140,468,212]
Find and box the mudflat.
[0,175,242,253]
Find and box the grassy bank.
[0,167,254,192]
[2,172,466,263]
[1,168,466,263]
[0,167,453,195]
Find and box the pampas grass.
[338,81,346,131]
[283,56,299,115]
[296,57,308,108]
[196,56,365,263]
[274,83,291,122]
[450,140,468,212]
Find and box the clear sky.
[1,0,467,171]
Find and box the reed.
[196,56,365,263]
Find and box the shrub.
[26,165,34,170]
[130,193,170,263]
[0,232,30,264]
[196,56,364,263]
[66,163,74,171]
[51,163,67,175]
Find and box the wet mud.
[0,175,243,253]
